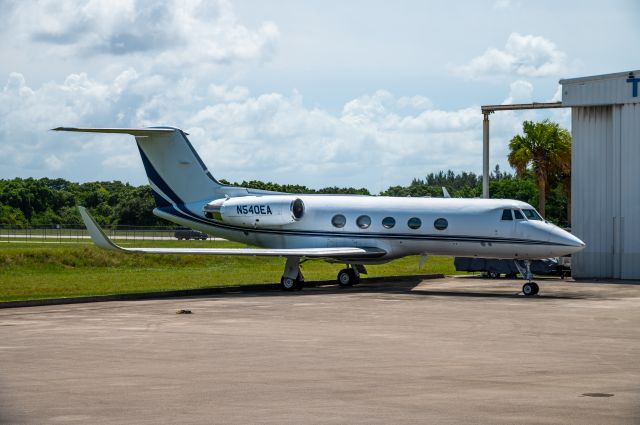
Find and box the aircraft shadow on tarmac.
[219,276,589,301]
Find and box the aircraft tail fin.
[53,127,228,206]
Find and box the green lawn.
[0,240,465,302]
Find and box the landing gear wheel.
[281,275,304,291]
[281,276,296,291]
[337,269,359,287]
[522,282,539,296]
[487,271,500,279]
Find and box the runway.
[1,277,639,424]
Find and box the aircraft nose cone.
[562,231,586,250]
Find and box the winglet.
[442,187,451,198]
[78,206,123,252]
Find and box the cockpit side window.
[513,209,525,220]
[501,209,513,221]
[523,209,543,220]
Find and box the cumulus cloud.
[0,68,495,190]
[503,80,534,104]
[11,0,279,68]
[454,32,566,79]
[0,70,144,178]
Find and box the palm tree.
[508,120,571,218]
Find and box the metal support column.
[482,112,490,199]
[479,102,564,200]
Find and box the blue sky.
[1,0,638,193]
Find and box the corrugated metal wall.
[571,104,640,279]
[620,103,640,279]
[572,106,614,278]
[561,70,640,106]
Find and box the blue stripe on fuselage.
[157,205,569,247]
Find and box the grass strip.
[0,241,465,302]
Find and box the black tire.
[531,282,539,295]
[337,269,353,287]
[487,271,500,279]
[338,269,360,287]
[522,282,539,296]
[281,276,297,291]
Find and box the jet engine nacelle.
[203,195,305,227]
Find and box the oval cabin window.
[382,217,396,229]
[356,215,371,229]
[407,217,422,229]
[331,214,346,228]
[434,218,448,230]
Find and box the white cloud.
[10,0,279,71]
[503,80,534,104]
[0,70,143,177]
[1,0,574,192]
[396,95,433,110]
[208,84,251,102]
[1,65,554,191]
[454,32,567,79]
[44,154,63,171]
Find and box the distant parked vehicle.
[174,229,208,240]
[454,257,571,279]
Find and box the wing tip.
[78,206,122,252]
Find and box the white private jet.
[54,126,585,296]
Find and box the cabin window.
[501,209,513,220]
[513,209,525,220]
[356,215,371,229]
[523,209,543,220]
[407,217,422,229]
[382,217,396,229]
[434,218,448,230]
[331,214,346,228]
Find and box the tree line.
[0,120,571,228]
[0,166,569,228]
[0,178,373,228]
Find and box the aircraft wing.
[78,207,386,260]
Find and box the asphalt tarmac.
[1,276,639,424]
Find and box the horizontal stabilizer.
[78,207,386,259]
[52,127,176,136]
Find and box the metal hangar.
[561,70,640,280]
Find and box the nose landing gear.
[522,281,539,296]
[514,260,539,296]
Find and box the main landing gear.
[280,256,304,291]
[514,260,539,296]
[337,264,367,287]
[279,260,368,291]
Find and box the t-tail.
[52,127,250,209]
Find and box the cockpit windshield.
[523,208,543,221]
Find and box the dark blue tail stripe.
[136,142,184,205]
